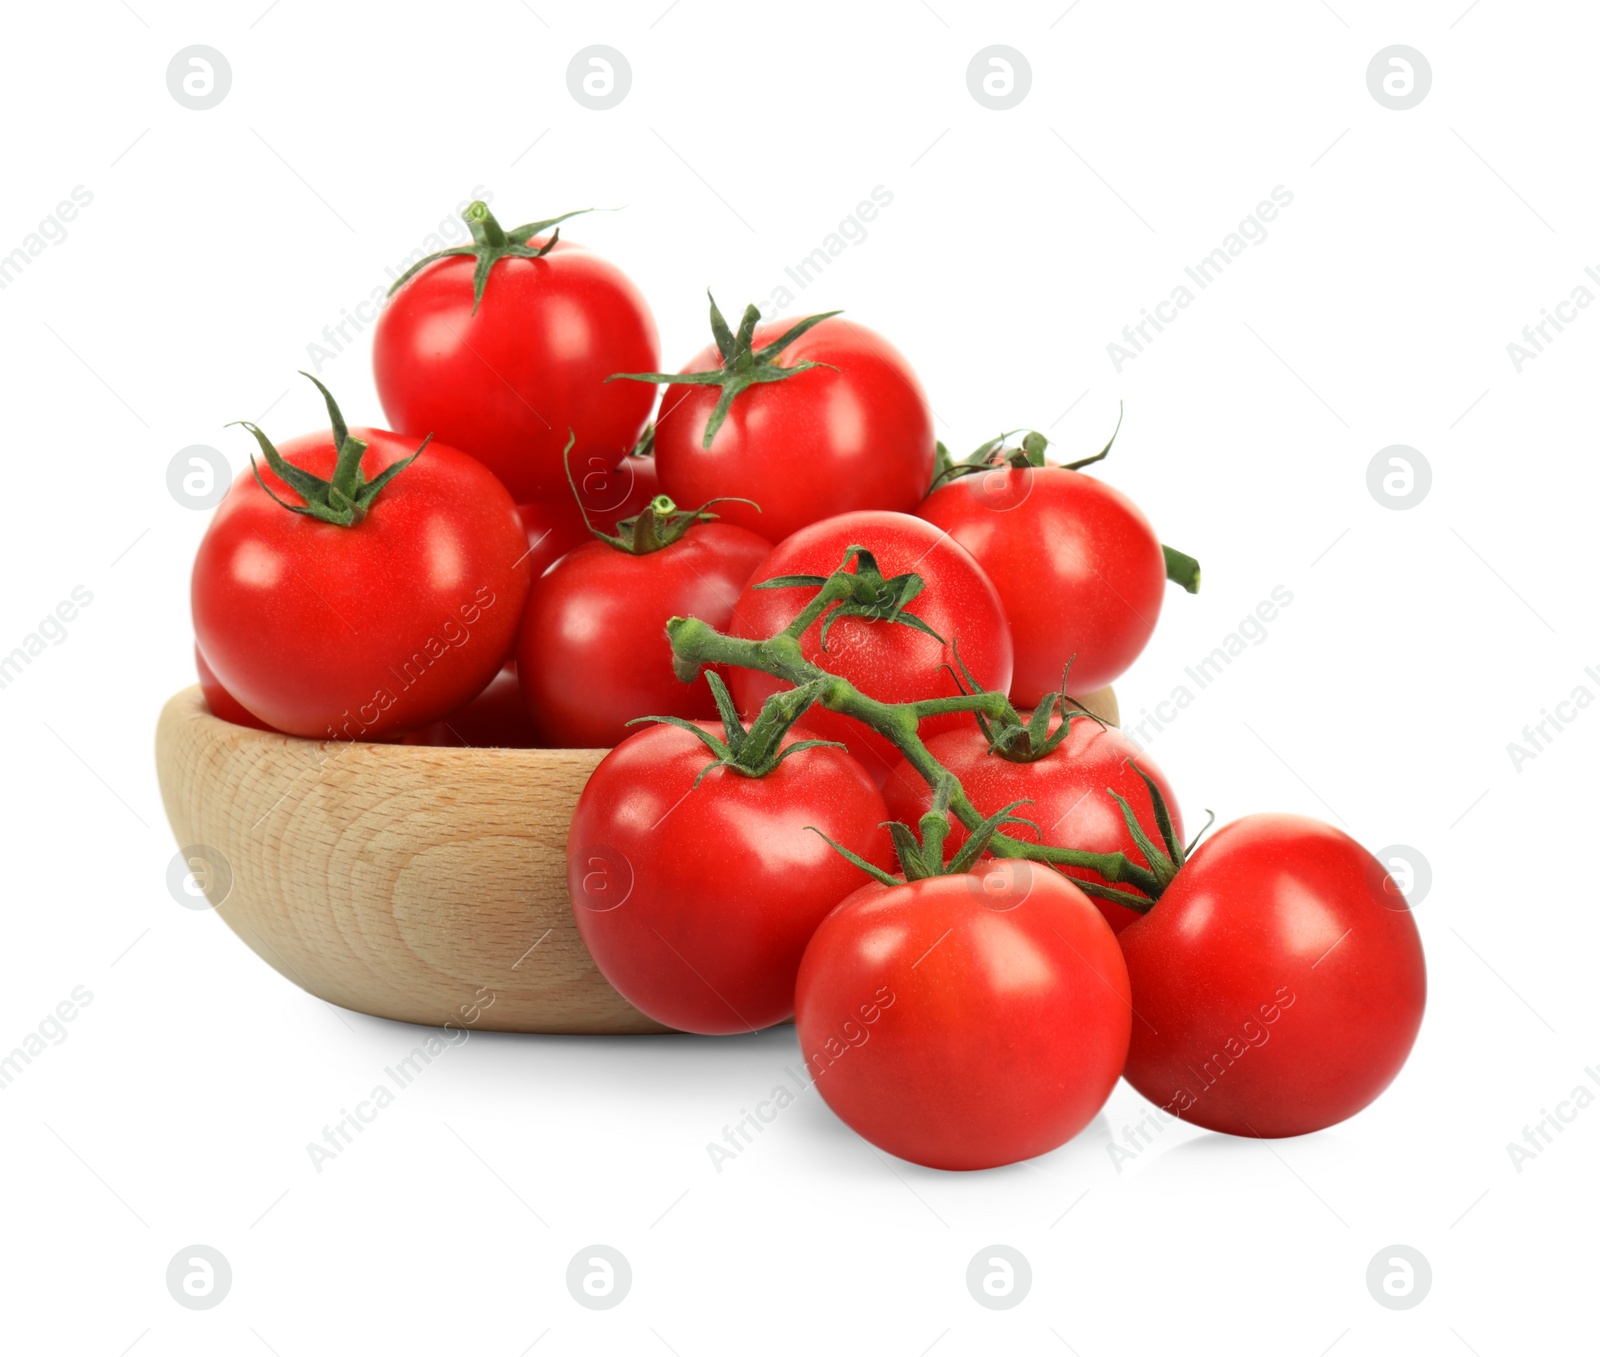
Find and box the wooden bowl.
[154,683,1121,1034]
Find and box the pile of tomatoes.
[190,199,1426,1171]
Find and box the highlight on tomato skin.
[566,718,895,1035]
[919,465,1168,702]
[633,300,937,545]
[191,378,534,741]
[794,859,1132,1172]
[373,200,660,505]
[1118,813,1427,1140]
[517,515,772,750]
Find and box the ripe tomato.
[1120,815,1426,1138]
[622,300,934,542]
[518,506,770,748]
[192,379,531,740]
[194,644,273,731]
[373,201,658,503]
[569,719,893,1034]
[795,859,1131,1170]
[919,461,1170,702]
[727,511,1012,781]
[516,454,662,579]
[882,712,1183,935]
[402,667,537,748]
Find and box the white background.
[1,1,1594,1352]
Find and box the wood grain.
[154,682,1121,1034]
[155,687,668,1033]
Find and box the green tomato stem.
[665,610,1164,902]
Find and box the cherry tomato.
[882,713,1183,935]
[402,667,538,748]
[919,465,1168,702]
[569,720,893,1034]
[795,859,1131,1170]
[638,303,934,542]
[1120,815,1426,1138]
[373,201,658,503]
[727,511,1013,781]
[515,500,595,582]
[518,511,770,748]
[192,380,531,740]
[516,455,662,580]
[194,644,273,731]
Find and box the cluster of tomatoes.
[190,199,1426,1172]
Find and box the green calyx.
[1083,763,1215,908]
[232,372,427,528]
[814,773,1041,887]
[757,546,945,651]
[931,404,1124,490]
[632,672,845,785]
[608,292,840,448]
[944,648,1105,764]
[387,199,594,313]
[560,431,756,554]
[930,404,1201,594]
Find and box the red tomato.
[515,500,595,582]
[583,452,659,530]
[637,304,934,542]
[882,713,1183,935]
[194,644,273,731]
[402,667,537,748]
[192,386,531,740]
[569,720,893,1034]
[795,859,1131,1170]
[518,515,770,748]
[919,466,1168,702]
[727,512,1012,781]
[516,455,662,579]
[1120,815,1426,1138]
[373,202,658,503]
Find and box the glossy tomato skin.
[569,721,894,1034]
[919,468,1166,702]
[795,860,1131,1170]
[882,716,1182,935]
[518,524,771,748]
[653,318,934,542]
[194,644,274,731]
[373,238,659,503]
[1120,815,1426,1138]
[193,429,530,740]
[728,512,1013,782]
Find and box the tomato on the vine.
[882,704,1184,935]
[1120,815,1426,1138]
[373,200,658,503]
[795,858,1130,1170]
[191,375,531,740]
[569,706,893,1034]
[918,429,1198,703]
[615,297,934,542]
[518,498,770,748]
[727,511,1012,781]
